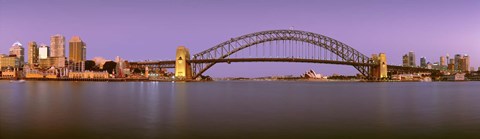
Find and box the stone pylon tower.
[175,46,192,80]
[378,53,388,78]
[370,53,388,80]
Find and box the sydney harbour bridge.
[129,30,438,80]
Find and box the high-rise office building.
[50,34,65,57]
[38,44,50,59]
[454,54,462,71]
[420,57,427,68]
[50,34,66,68]
[463,54,470,72]
[9,41,25,66]
[402,54,409,67]
[28,41,39,67]
[408,51,416,67]
[440,56,446,66]
[69,36,87,63]
[446,54,450,65]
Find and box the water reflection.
[1,81,480,138]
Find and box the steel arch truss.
[191,30,371,79]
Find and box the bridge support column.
[370,53,388,80]
[145,66,149,78]
[175,46,192,80]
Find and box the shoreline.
[1,78,478,82]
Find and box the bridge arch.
[191,30,371,79]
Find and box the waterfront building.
[50,34,65,57]
[420,57,427,68]
[303,69,325,79]
[25,68,44,78]
[445,73,466,81]
[28,41,39,67]
[0,55,20,70]
[45,68,58,79]
[39,44,50,59]
[68,71,109,79]
[9,41,24,66]
[408,51,416,67]
[0,69,18,78]
[402,54,409,67]
[69,36,86,63]
[391,74,423,81]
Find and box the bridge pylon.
[175,46,192,80]
[370,53,388,80]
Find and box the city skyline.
[1,0,479,77]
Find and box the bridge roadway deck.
[129,58,376,67]
[129,58,439,73]
[189,58,376,66]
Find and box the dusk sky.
[1,0,479,77]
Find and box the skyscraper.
[50,34,66,68]
[9,41,25,66]
[50,34,65,57]
[28,41,39,67]
[440,56,446,66]
[408,51,416,67]
[446,54,450,65]
[402,54,409,67]
[69,36,87,63]
[463,54,470,72]
[420,57,427,68]
[454,54,462,71]
[38,44,50,59]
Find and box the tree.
[84,60,96,71]
[103,61,117,74]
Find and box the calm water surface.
[1,80,480,139]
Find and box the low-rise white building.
[68,71,109,79]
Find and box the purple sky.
[1,0,479,77]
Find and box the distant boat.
[10,79,26,83]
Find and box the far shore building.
[68,71,109,79]
[69,36,86,63]
[0,54,20,70]
[50,34,66,68]
[9,41,24,66]
[69,36,87,72]
[28,41,39,67]
[50,34,65,57]
[39,44,50,59]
